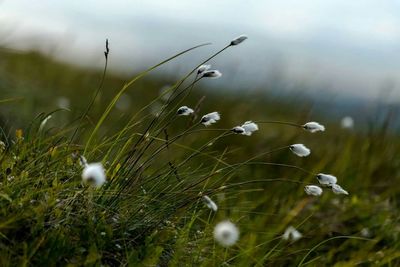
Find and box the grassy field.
[0,42,399,266]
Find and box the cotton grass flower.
[282,226,302,242]
[177,106,194,116]
[316,173,337,185]
[230,35,248,46]
[241,121,259,136]
[289,144,311,157]
[197,64,211,75]
[232,121,259,136]
[201,112,221,126]
[202,195,218,212]
[202,70,222,79]
[82,162,106,188]
[214,221,239,247]
[303,121,325,133]
[331,184,349,195]
[341,116,354,129]
[304,185,323,196]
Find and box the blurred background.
[2,0,400,99]
[1,0,400,129]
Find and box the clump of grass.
[0,36,400,266]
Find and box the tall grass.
[0,39,399,266]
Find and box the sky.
[1,0,400,102]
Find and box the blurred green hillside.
[0,47,318,133]
[0,47,399,266]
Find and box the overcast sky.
[1,0,400,101]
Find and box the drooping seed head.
[316,173,337,185]
[232,121,259,136]
[303,121,325,133]
[304,185,323,196]
[202,70,222,79]
[331,184,349,195]
[241,121,259,136]
[177,106,194,116]
[290,144,311,157]
[201,112,221,126]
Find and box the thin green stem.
[256,120,303,128]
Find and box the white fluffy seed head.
[214,221,239,247]
[197,64,211,75]
[230,35,248,46]
[241,121,259,136]
[202,70,222,79]
[282,226,302,242]
[290,144,311,157]
[304,185,323,196]
[203,195,218,212]
[177,106,194,116]
[303,122,325,133]
[331,184,349,195]
[316,173,337,185]
[82,162,106,188]
[232,121,259,136]
[201,112,221,126]
[341,116,354,129]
